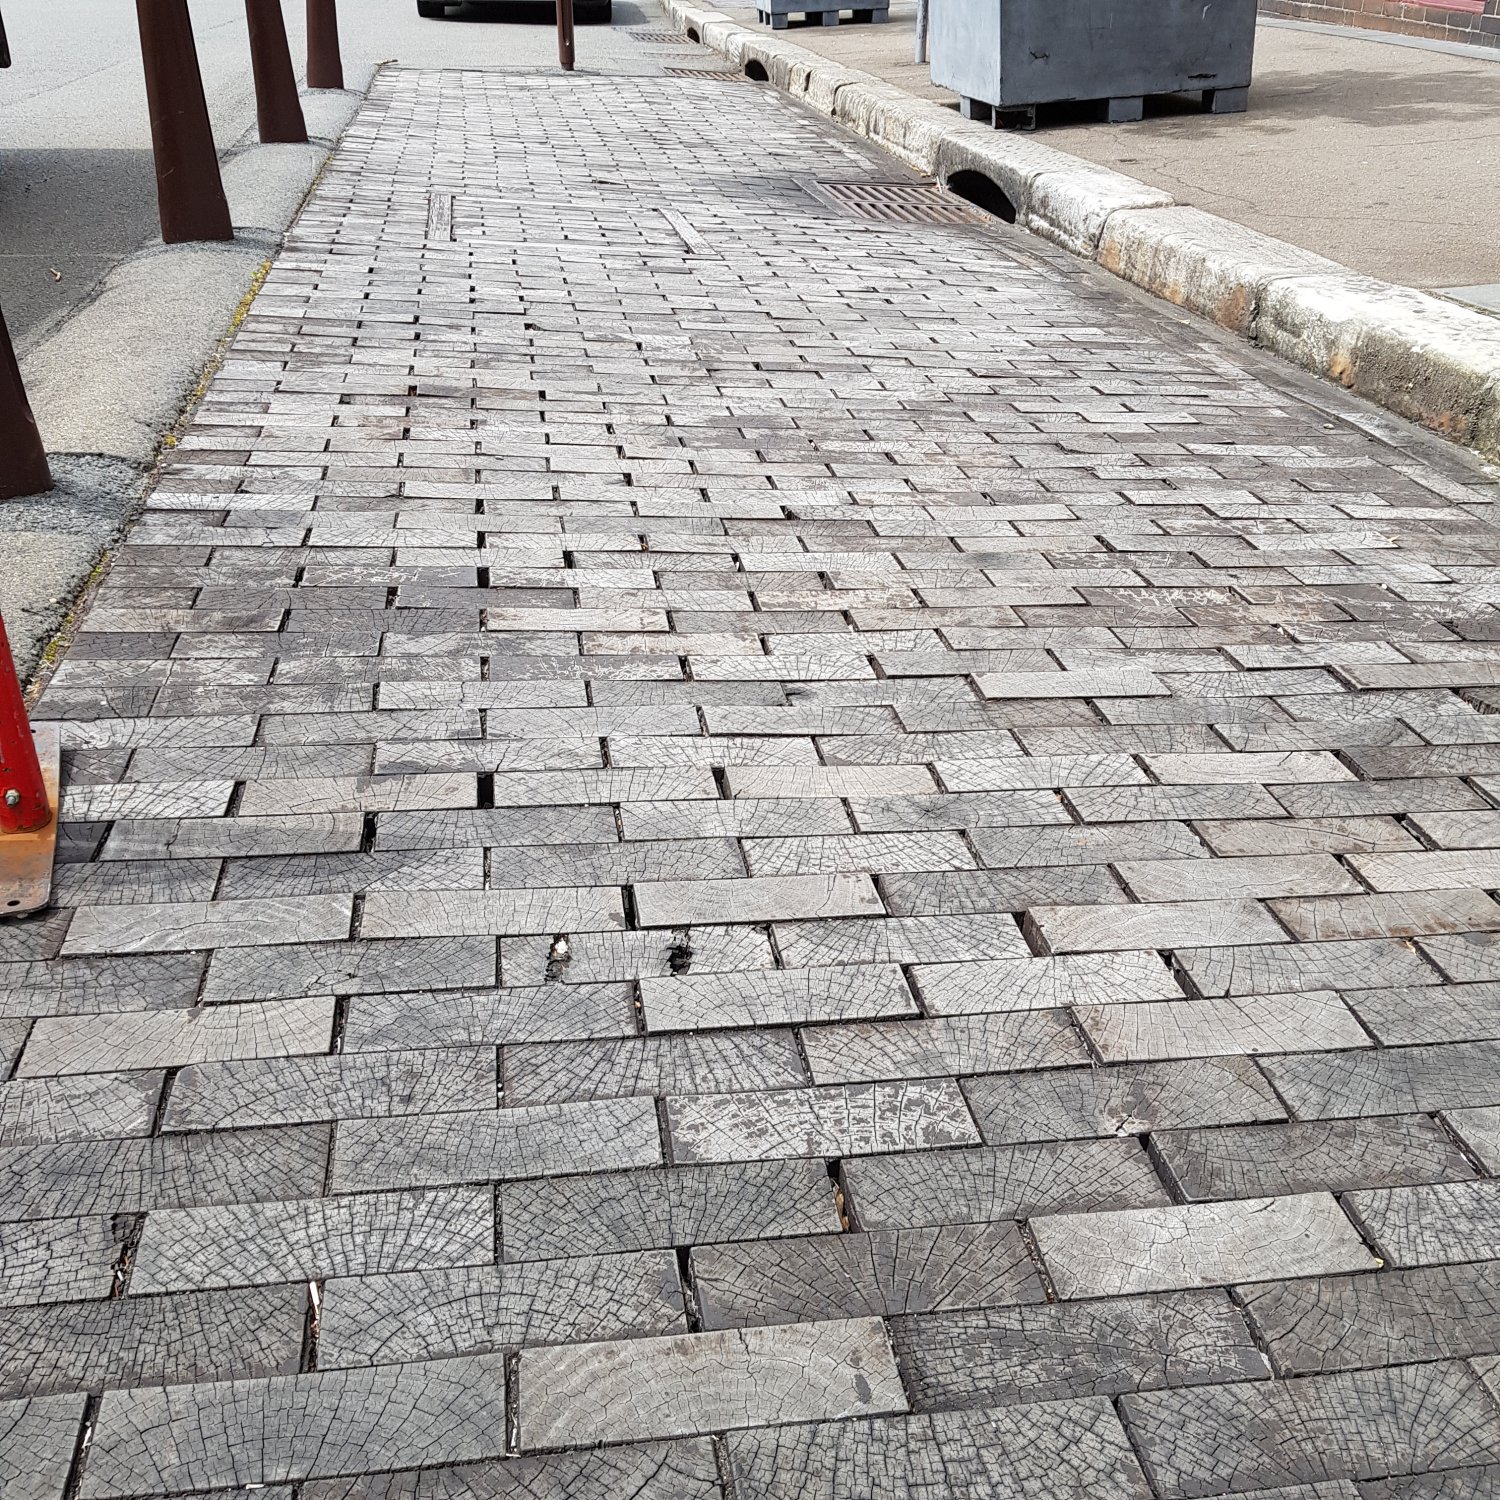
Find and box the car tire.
[417,1,448,16]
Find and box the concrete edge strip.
[665,0,1500,465]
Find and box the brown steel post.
[246,0,308,143]
[135,0,234,244]
[0,302,51,503]
[557,0,575,71]
[306,0,343,90]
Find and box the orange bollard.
[246,0,308,143]
[0,613,58,916]
[135,0,234,244]
[0,301,51,503]
[306,0,343,90]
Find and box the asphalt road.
[0,0,649,347]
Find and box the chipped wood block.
[974,670,1168,700]
[640,966,917,1032]
[360,887,626,940]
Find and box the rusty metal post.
[306,0,343,89]
[0,618,47,837]
[557,0,575,72]
[0,302,51,503]
[135,0,234,244]
[246,0,308,143]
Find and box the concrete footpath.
[8,52,1500,1500]
[663,0,1500,473]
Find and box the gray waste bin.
[931,0,1257,124]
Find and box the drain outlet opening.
[945,169,1018,223]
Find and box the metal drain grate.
[664,67,750,79]
[804,179,979,225]
[629,28,689,41]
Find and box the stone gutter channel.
[663,0,1500,466]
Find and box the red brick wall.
[1259,0,1500,47]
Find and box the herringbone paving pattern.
[6,64,1500,1499]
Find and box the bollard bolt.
[4,792,19,808]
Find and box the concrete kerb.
[664,0,1500,464]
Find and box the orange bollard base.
[0,722,59,917]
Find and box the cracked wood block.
[1143,751,1355,785]
[639,965,916,1032]
[377,806,617,852]
[799,1011,1085,1085]
[1156,1115,1477,1201]
[1348,849,1500,893]
[0,1125,329,1221]
[1269,890,1500,943]
[300,1440,723,1500]
[968,820,1208,868]
[0,1215,128,1307]
[502,1032,806,1104]
[633,873,882,929]
[1347,1180,1500,1267]
[61,895,353,957]
[499,1158,840,1262]
[1115,854,1361,903]
[202,937,497,1003]
[911,950,1180,1015]
[0,1285,304,1400]
[82,1354,509,1497]
[19,997,335,1077]
[851,789,1074,834]
[893,1288,1268,1411]
[1352,984,1500,1046]
[1240,1262,1500,1377]
[665,1080,978,1164]
[775,914,1031,969]
[516,1317,906,1450]
[937,754,1148,792]
[1120,1361,1500,1497]
[1028,899,1289,955]
[217,848,483,901]
[0,1393,88,1500]
[1067,784,1286,822]
[1445,1106,1500,1170]
[130,1185,495,1293]
[1034,1194,1378,1300]
[1263,1041,1500,1119]
[692,1223,1042,1329]
[1194,816,1420,858]
[331,1098,662,1192]
[343,984,634,1051]
[725,766,938,800]
[882,864,1130,916]
[0,1074,161,1149]
[725,1399,1153,1499]
[844,1138,1169,1231]
[486,838,744,889]
[163,1048,496,1130]
[1075,992,1370,1063]
[741,831,974,878]
[1176,937,1436,997]
[620,797,853,840]
[0,953,205,1019]
[967,1055,1286,1143]
[59,781,234,821]
[359,888,625,940]
[318,1251,685,1366]
[975,669,1168,700]
[237,772,477,817]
